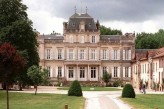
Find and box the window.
[47,66,51,77]
[114,67,118,77]
[69,49,73,60]
[91,49,96,60]
[102,67,107,75]
[81,24,84,30]
[114,50,117,60]
[92,36,95,43]
[125,50,129,60]
[69,36,73,43]
[80,49,84,60]
[91,67,96,78]
[46,49,51,60]
[68,67,74,78]
[102,50,107,60]
[80,67,85,78]
[58,67,62,77]
[58,49,62,59]
[81,36,84,43]
[125,67,129,77]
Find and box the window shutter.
[112,67,114,77]
[56,67,58,77]
[62,67,64,77]
[106,50,109,60]
[89,49,91,60]
[123,50,125,60]
[45,50,47,59]
[50,49,53,60]
[50,67,53,77]
[95,50,97,60]
[78,49,80,60]
[111,49,114,60]
[129,67,131,77]
[101,50,103,60]
[117,50,120,60]
[118,67,120,77]
[67,49,69,60]
[123,67,125,77]
[129,50,131,60]
[62,49,64,60]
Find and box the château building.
[37,11,135,85]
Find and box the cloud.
[22,0,164,34]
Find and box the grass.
[120,94,164,109]
[0,91,85,109]
[57,87,121,91]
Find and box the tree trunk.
[6,82,9,109]
[35,85,37,95]
[19,83,22,91]
[2,82,6,90]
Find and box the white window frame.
[46,49,51,60]
[102,67,107,75]
[102,49,107,60]
[68,67,74,78]
[92,36,96,43]
[91,67,96,78]
[114,67,118,77]
[80,67,85,78]
[58,67,62,77]
[69,49,74,60]
[58,49,62,59]
[80,49,85,60]
[91,49,96,60]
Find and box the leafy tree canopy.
[135,29,164,49]
[100,25,122,35]
[0,0,39,86]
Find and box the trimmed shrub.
[68,80,83,96]
[122,84,135,98]
[113,80,120,87]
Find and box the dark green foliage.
[122,84,135,98]
[135,29,164,49]
[102,71,111,86]
[0,0,39,86]
[68,80,83,96]
[100,25,122,35]
[113,80,121,87]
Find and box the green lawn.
[0,91,85,109]
[121,94,164,109]
[57,87,121,91]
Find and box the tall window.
[46,49,51,60]
[102,67,107,75]
[58,49,62,59]
[92,36,95,43]
[80,49,84,60]
[80,67,85,78]
[81,36,84,43]
[68,67,74,78]
[91,67,96,78]
[69,36,73,43]
[114,67,118,77]
[125,50,129,60]
[69,49,73,60]
[102,50,107,60]
[47,66,51,77]
[91,49,96,60]
[114,50,117,60]
[58,67,62,77]
[125,67,129,77]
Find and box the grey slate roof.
[40,35,64,40]
[67,13,97,31]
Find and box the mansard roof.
[67,13,98,31]
[40,35,64,40]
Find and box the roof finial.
[86,6,88,13]
[74,6,77,13]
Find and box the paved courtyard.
[15,86,132,109]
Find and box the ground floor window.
[102,67,107,75]
[114,67,118,77]
[91,67,96,78]
[58,67,62,77]
[125,67,129,77]
[80,67,85,78]
[47,66,51,77]
[68,67,74,78]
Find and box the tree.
[0,43,25,109]
[135,29,164,49]
[100,25,122,35]
[122,84,135,98]
[102,71,111,87]
[0,0,39,89]
[27,65,49,95]
[68,80,83,96]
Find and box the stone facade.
[38,12,135,85]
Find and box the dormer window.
[81,24,84,30]
[72,23,75,27]
[89,23,91,27]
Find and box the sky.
[22,0,164,35]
